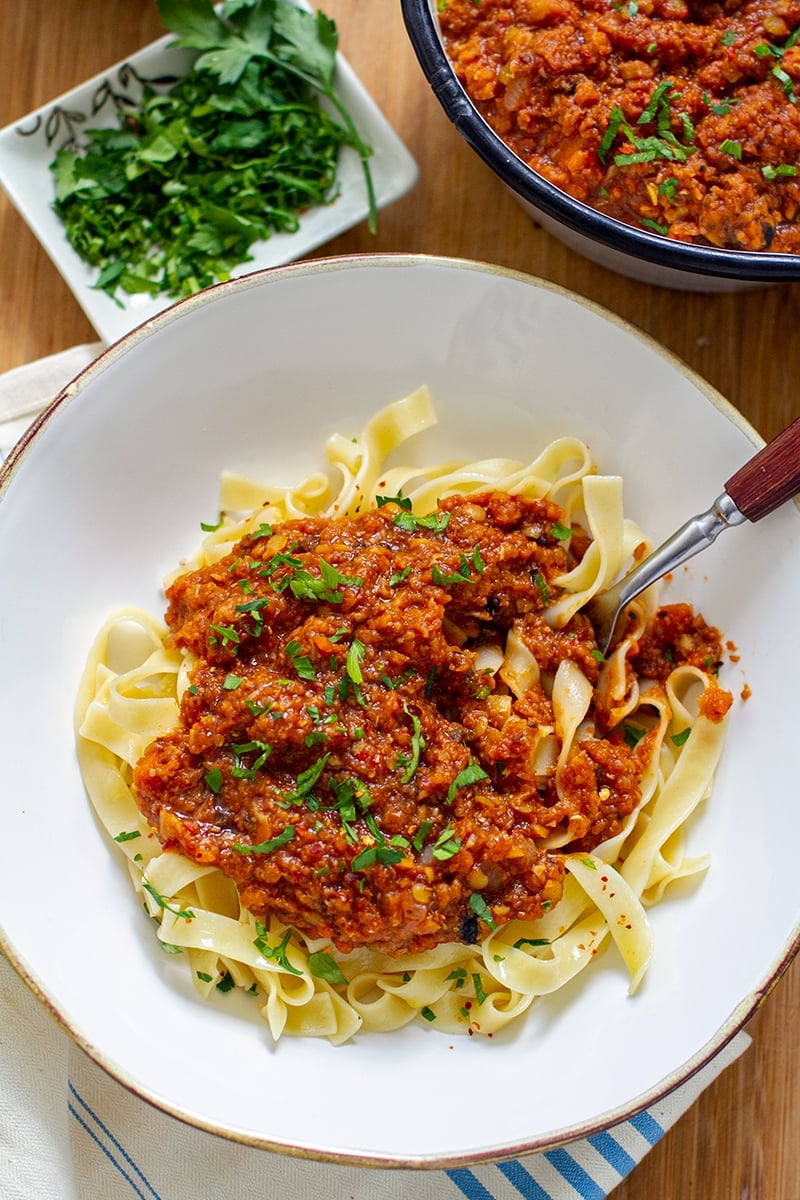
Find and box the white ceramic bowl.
[1,254,798,1166]
[401,0,800,291]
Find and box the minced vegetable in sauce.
[133,491,729,958]
[439,0,800,251]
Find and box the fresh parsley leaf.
[468,892,497,931]
[307,950,348,985]
[400,704,425,783]
[233,825,295,855]
[284,753,330,805]
[253,923,303,975]
[285,638,316,680]
[205,766,223,794]
[446,760,489,803]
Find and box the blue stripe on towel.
[630,1110,665,1146]
[497,1158,553,1199]
[588,1130,636,1176]
[544,1148,606,1199]
[68,1081,163,1200]
[447,1168,498,1200]
[68,1102,152,1200]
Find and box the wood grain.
[1,3,798,1196]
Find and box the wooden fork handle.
[724,413,800,523]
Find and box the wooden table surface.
[1,2,798,1196]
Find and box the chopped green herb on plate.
[50,0,376,304]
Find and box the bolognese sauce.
[133,491,728,958]
[439,0,800,251]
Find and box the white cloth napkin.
[0,343,103,460]
[0,347,752,1200]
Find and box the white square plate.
[0,25,418,345]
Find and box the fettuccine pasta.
[75,387,732,1043]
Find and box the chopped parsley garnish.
[285,639,316,681]
[659,177,679,201]
[446,967,468,988]
[113,830,142,843]
[260,546,303,587]
[431,824,462,861]
[762,163,798,179]
[531,569,549,605]
[623,723,647,749]
[284,753,330,805]
[230,739,272,781]
[326,775,368,841]
[708,97,738,116]
[50,0,376,304]
[223,673,244,690]
[447,760,489,803]
[205,766,223,794]
[719,139,742,159]
[345,638,366,685]
[235,597,269,616]
[389,565,412,587]
[471,972,488,1005]
[755,27,799,104]
[233,825,295,855]
[142,881,195,921]
[599,83,696,170]
[307,951,348,985]
[351,843,404,870]
[431,546,485,587]
[412,819,433,854]
[209,622,240,648]
[400,704,425,783]
[253,923,303,976]
[376,493,412,510]
[468,891,497,931]
[420,1006,437,1022]
[288,559,364,603]
[670,727,691,747]
[393,509,451,535]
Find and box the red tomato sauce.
[133,492,729,957]
[440,0,800,251]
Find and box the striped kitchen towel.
[1,950,750,1200]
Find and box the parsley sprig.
[599,81,696,168]
[51,0,376,303]
[755,25,800,105]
